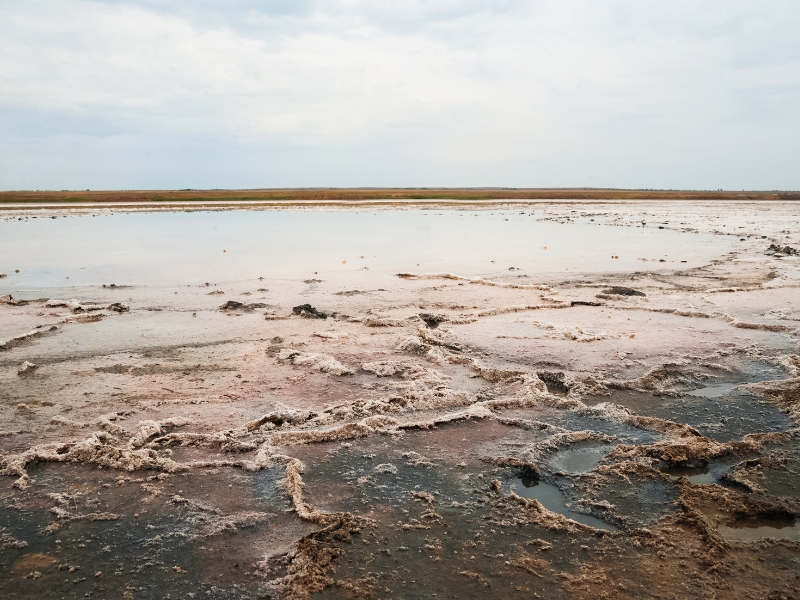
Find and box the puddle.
[661,464,717,484]
[636,481,678,505]
[550,411,664,446]
[546,444,610,475]
[513,479,617,531]
[686,383,738,397]
[589,389,792,443]
[718,518,800,542]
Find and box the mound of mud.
[293,304,328,319]
[600,286,646,297]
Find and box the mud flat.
[1,201,799,599]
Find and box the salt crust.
[4,299,800,597]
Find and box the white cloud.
[0,0,798,189]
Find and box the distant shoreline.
[1,198,799,213]
[0,188,798,208]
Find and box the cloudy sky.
[1,1,798,190]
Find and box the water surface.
[0,209,734,295]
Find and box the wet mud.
[1,202,800,599]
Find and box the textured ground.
[1,201,799,599]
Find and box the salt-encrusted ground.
[1,202,799,599]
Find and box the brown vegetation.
[0,187,798,205]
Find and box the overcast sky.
[1,0,798,190]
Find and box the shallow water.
[686,383,738,398]
[0,208,732,294]
[718,519,800,542]
[513,479,617,531]
[661,464,717,485]
[545,445,610,475]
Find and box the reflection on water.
[718,518,800,542]
[686,383,738,398]
[0,209,733,293]
[514,479,617,531]
[661,464,717,484]
[547,445,609,475]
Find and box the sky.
[0,0,799,191]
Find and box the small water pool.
[513,478,617,531]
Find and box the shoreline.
[1,196,799,212]
[0,187,798,209]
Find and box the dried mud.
[1,202,800,599]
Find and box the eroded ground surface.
[1,202,799,599]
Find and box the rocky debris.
[129,417,191,448]
[419,312,446,328]
[609,362,703,394]
[107,303,129,312]
[360,360,440,381]
[403,451,435,468]
[62,314,104,324]
[220,300,245,311]
[76,303,104,313]
[246,408,314,430]
[0,431,188,489]
[599,286,646,297]
[373,463,397,474]
[278,348,352,375]
[767,243,798,256]
[537,371,570,395]
[0,528,27,549]
[17,361,37,375]
[219,300,268,311]
[361,360,414,377]
[46,299,102,313]
[412,491,436,504]
[361,316,405,327]
[1,326,58,350]
[334,290,367,296]
[312,331,349,339]
[293,304,328,319]
[0,294,27,306]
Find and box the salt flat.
[1,201,799,599]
